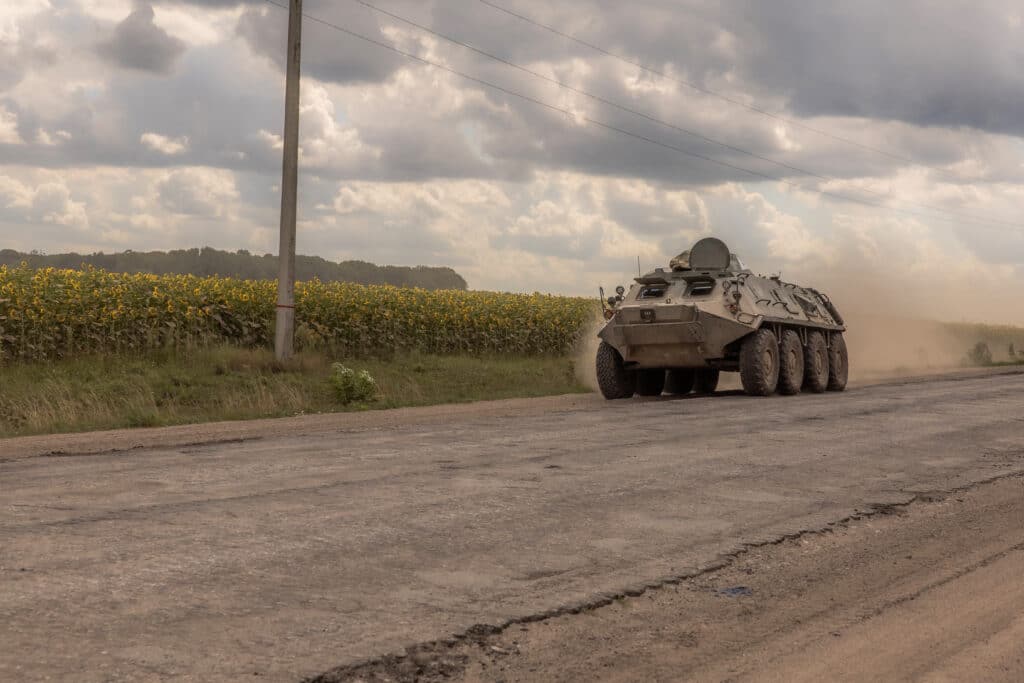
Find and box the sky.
[1,0,1023,324]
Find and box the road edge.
[2,366,1020,463]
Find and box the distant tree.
[967,341,993,366]
[0,246,468,290]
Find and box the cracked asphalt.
[2,369,1023,682]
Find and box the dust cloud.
[811,262,1024,381]
[842,313,966,380]
[574,314,605,392]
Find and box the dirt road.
[2,369,1024,682]
[325,475,1024,683]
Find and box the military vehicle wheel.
[664,369,695,395]
[694,368,720,394]
[635,369,666,396]
[777,329,804,395]
[803,330,829,393]
[596,341,636,399]
[828,333,849,392]
[740,328,780,396]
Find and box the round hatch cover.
[688,237,731,271]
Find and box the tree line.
[0,247,468,291]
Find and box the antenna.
[637,255,641,276]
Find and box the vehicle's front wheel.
[635,369,666,396]
[740,328,780,396]
[664,369,695,395]
[828,333,849,392]
[596,341,636,399]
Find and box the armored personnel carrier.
[596,237,848,399]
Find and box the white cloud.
[257,129,283,151]
[0,174,33,208]
[32,182,89,228]
[156,167,239,218]
[35,128,71,146]
[75,0,133,24]
[298,84,380,169]
[151,3,244,47]
[0,173,88,229]
[720,185,836,265]
[0,106,21,144]
[0,0,50,43]
[140,132,189,156]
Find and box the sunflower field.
[0,264,598,363]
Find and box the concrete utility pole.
[275,0,302,361]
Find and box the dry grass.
[0,348,587,438]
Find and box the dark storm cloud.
[723,0,1024,136]
[158,0,260,5]
[96,3,187,75]
[459,0,1024,139]
[236,0,404,84]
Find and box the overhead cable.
[346,0,1024,228]
[475,0,975,184]
[260,0,1018,232]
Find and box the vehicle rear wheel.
[635,368,666,396]
[740,328,779,396]
[664,369,695,395]
[694,368,720,394]
[777,329,804,395]
[803,330,829,393]
[595,341,636,399]
[828,333,849,392]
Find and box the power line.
[475,0,973,183]
[344,0,1024,229]
[259,0,1017,232]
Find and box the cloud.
[140,132,189,155]
[0,173,88,229]
[96,3,187,75]
[156,167,239,217]
[257,129,282,150]
[296,84,379,169]
[0,105,21,144]
[724,0,1024,137]
[36,129,71,146]
[236,2,405,84]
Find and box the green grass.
[0,348,589,438]
[989,359,1024,367]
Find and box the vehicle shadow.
[634,390,747,402]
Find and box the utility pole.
[275,0,302,361]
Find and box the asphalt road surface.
[2,369,1023,682]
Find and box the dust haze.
[574,314,605,392]
[816,263,1023,380]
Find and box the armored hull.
[596,237,848,399]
